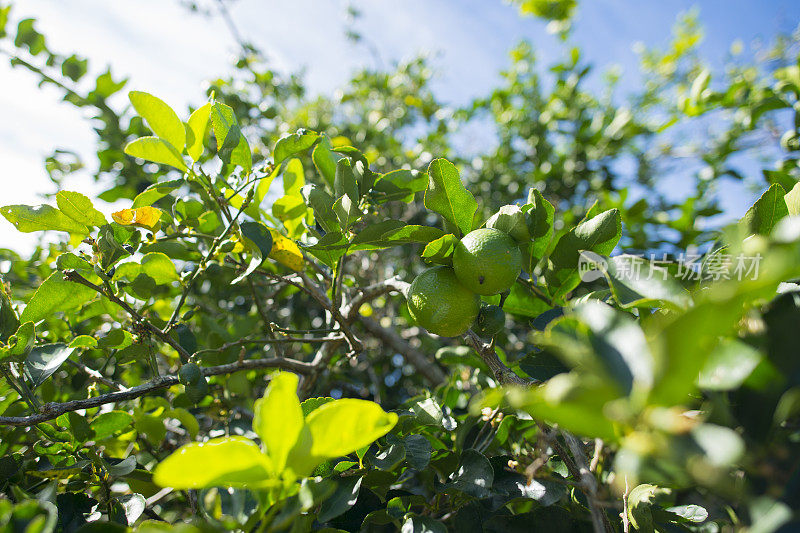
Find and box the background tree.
[1,1,800,531]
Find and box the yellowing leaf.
[268,229,305,271]
[112,207,163,232]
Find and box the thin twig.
[465,330,532,387]
[0,356,315,427]
[563,432,612,533]
[67,359,127,392]
[193,335,345,356]
[62,270,192,362]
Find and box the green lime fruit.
[185,378,209,404]
[407,266,481,337]
[178,362,202,386]
[472,305,505,338]
[453,228,522,295]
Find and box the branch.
[563,432,612,533]
[193,334,345,356]
[465,330,533,387]
[0,356,315,427]
[344,277,409,321]
[63,270,192,362]
[359,316,446,385]
[461,331,610,532]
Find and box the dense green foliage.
[1,1,800,531]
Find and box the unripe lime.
[178,362,202,386]
[453,228,522,295]
[407,266,480,337]
[472,305,505,338]
[184,378,209,404]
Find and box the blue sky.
[1,0,798,252]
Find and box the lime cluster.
[178,362,208,404]
[407,228,521,337]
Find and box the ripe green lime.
[472,305,505,338]
[178,362,202,386]
[453,228,522,295]
[407,266,480,337]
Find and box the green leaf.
[513,373,621,441]
[255,163,281,208]
[334,159,360,203]
[186,102,211,161]
[300,397,335,416]
[274,131,320,165]
[312,137,339,187]
[486,205,530,243]
[55,191,106,227]
[210,102,251,174]
[648,299,744,405]
[124,137,187,172]
[90,411,134,440]
[403,435,432,471]
[333,195,361,232]
[740,183,788,236]
[666,504,708,523]
[232,221,273,284]
[301,185,339,234]
[132,179,184,209]
[545,209,621,301]
[424,159,477,236]
[349,224,445,251]
[691,424,744,466]
[153,436,275,489]
[539,301,654,396]
[585,253,692,310]
[372,169,427,203]
[421,234,458,265]
[140,252,179,284]
[4,321,35,361]
[68,335,97,349]
[20,272,95,324]
[253,372,305,473]
[304,399,398,462]
[501,282,551,318]
[24,343,75,389]
[402,515,447,533]
[1,204,88,234]
[445,449,494,499]
[784,182,800,216]
[627,484,670,532]
[129,91,186,151]
[318,476,362,523]
[273,158,308,238]
[522,188,555,272]
[698,339,762,391]
[0,282,20,344]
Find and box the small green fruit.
[453,228,522,295]
[178,362,202,386]
[407,266,481,337]
[184,378,209,404]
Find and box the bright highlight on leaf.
[55,191,106,227]
[124,136,188,172]
[129,91,186,152]
[1,204,88,234]
[153,372,397,489]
